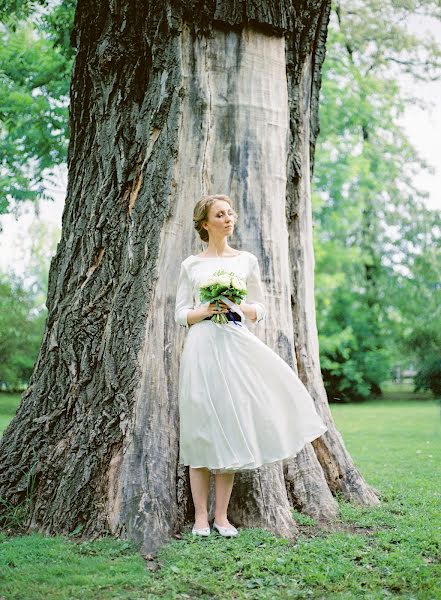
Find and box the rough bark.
[285,7,380,507]
[0,0,379,554]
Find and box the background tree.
[0,0,382,553]
[312,0,441,401]
[0,274,45,389]
[0,0,74,213]
[396,228,441,396]
[0,220,59,389]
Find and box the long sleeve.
[246,255,266,324]
[175,262,194,328]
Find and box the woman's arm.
[244,255,266,324]
[174,262,229,327]
[174,262,193,328]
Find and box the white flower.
[204,277,218,287]
[231,276,246,291]
[215,274,231,287]
[201,274,230,288]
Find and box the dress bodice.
[174,250,266,328]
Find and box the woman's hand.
[204,300,230,318]
[187,300,229,326]
[186,299,256,326]
[236,301,257,322]
[205,299,257,321]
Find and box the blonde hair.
[193,194,238,242]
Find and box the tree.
[0,219,60,389]
[0,1,74,212]
[394,221,441,396]
[0,0,379,554]
[312,0,441,400]
[0,273,45,389]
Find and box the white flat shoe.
[213,521,238,537]
[192,525,211,536]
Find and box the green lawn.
[0,392,21,434]
[1,393,440,599]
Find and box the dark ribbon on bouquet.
[219,295,245,327]
[227,308,238,325]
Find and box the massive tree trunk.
[0,0,379,554]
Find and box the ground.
[0,387,440,599]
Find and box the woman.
[174,194,328,538]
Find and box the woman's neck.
[204,241,232,256]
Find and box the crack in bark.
[201,35,212,195]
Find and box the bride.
[175,194,327,538]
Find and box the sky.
[398,13,441,211]
[400,78,441,211]
[0,12,440,275]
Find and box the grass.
[0,392,440,599]
[380,380,435,402]
[0,392,21,434]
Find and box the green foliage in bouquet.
[199,269,247,324]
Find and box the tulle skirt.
[177,319,328,473]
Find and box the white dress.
[174,250,328,474]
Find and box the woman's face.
[203,200,236,239]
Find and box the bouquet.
[199,269,247,324]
